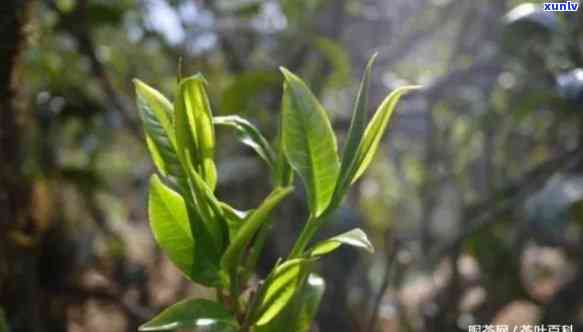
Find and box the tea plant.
[133,55,418,332]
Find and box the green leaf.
[255,273,325,332]
[274,104,294,187]
[220,202,252,241]
[214,115,276,168]
[134,79,182,179]
[175,74,218,190]
[221,187,293,275]
[329,54,377,210]
[185,203,224,287]
[184,156,229,253]
[294,274,326,331]
[148,175,194,279]
[149,175,222,287]
[252,258,313,326]
[139,299,238,331]
[351,85,421,184]
[309,228,374,257]
[244,220,271,272]
[280,67,340,217]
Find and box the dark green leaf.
[139,299,237,331]
[280,67,340,217]
[309,228,374,257]
[214,115,276,168]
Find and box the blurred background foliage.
[2,0,583,331]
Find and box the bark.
[0,2,52,332]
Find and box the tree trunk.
[0,2,46,332]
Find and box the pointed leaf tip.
[349,84,422,184]
[309,228,374,257]
[329,53,379,210]
[279,66,290,75]
[280,68,340,217]
[180,73,208,85]
[253,258,315,326]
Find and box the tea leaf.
[274,105,294,187]
[139,299,237,331]
[221,187,293,276]
[309,228,374,257]
[184,155,229,252]
[220,202,251,241]
[351,85,421,184]
[175,74,217,190]
[149,175,222,287]
[148,175,194,279]
[214,115,276,168]
[280,67,339,217]
[252,258,313,326]
[134,80,182,179]
[329,54,376,210]
[294,274,325,331]
[254,273,325,332]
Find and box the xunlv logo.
[544,1,580,11]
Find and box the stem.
[288,215,322,259]
[230,269,241,318]
[222,187,292,273]
[216,288,225,304]
[241,281,263,331]
[244,223,271,278]
[219,187,292,316]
